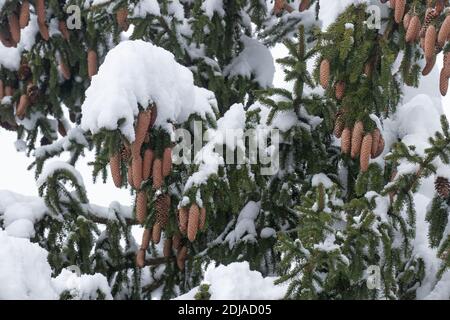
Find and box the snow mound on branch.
[201,0,225,18]
[81,40,217,142]
[224,36,275,88]
[175,262,287,300]
[225,201,261,248]
[37,161,85,188]
[0,230,57,299]
[132,0,161,17]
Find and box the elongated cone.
[0,28,13,47]
[163,238,172,257]
[438,15,450,48]
[136,249,145,268]
[389,0,396,9]
[177,246,187,271]
[58,121,67,137]
[58,20,70,40]
[424,25,437,61]
[319,59,330,89]
[341,127,351,154]
[187,204,200,242]
[149,105,158,127]
[16,94,29,120]
[141,228,151,250]
[127,164,133,186]
[110,153,122,188]
[335,81,345,100]
[133,110,152,153]
[87,49,98,79]
[35,0,46,24]
[135,190,147,224]
[0,80,3,100]
[5,86,13,97]
[178,207,188,234]
[199,207,206,231]
[334,116,345,138]
[37,21,50,41]
[152,223,161,244]
[116,7,129,31]
[8,14,20,45]
[142,149,154,180]
[444,52,450,78]
[172,234,181,250]
[364,61,373,77]
[394,0,405,24]
[132,155,143,189]
[351,121,364,159]
[440,68,449,96]
[152,158,163,189]
[360,134,373,172]
[273,0,285,16]
[299,0,310,12]
[371,129,381,158]
[405,15,421,43]
[422,54,436,76]
[155,194,170,228]
[162,147,172,177]
[59,61,71,80]
[403,12,411,30]
[19,1,30,28]
[374,136,385,158]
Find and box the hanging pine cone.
[421,8,438,39]
[364,60,374,77]
[5,86,13,97]
[187,204,200,242]
[176,246,187,271]
[8,13,20,45]
[16,94,29,120]
[172,233,182,250]
[443,52,450,78]
[163,238,172,257]
[424,25,437,61]
[319,59,330,89]
[132,155,143,189]
[351,121,364,159]
[374,136,385,158]
[142,149,154,180]
[87,49,98,79]
[152,158,163,189]
[141,228,151,250]
[133,109,152,153]
[341,127,352,154]
[403,12,411,30]
[58,121,67,137]
[152,223,162,244]
[438,14,450,47]
[273,0,285,16]
[389,0,396,8]
[394,0,405,24]
[135,190,147,224]
[334,115,345,138]
[405,15,421,43]
[440,68,449,96]
[121,144,131,163]
[422,54,436,76]
[136,248,145,268]
[155,193,170,228]
[435,176,450,198]
[178,207,188,234]
[59,60,71,80]
[299,0,310,12]
[149,104,158,127]
[116,7,129,32]
[199,207,206,231]
[360,134,373,172]
[19,1,30,28]
[58,20,70,40]
[371,129,381,158]
[110,153,122,188]
[335,81,345,100]
[162,147,172,177]
[35,0,46,24]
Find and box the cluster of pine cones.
[387,0,450,95]
[273,0,310,16]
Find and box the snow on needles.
[81,40,218,142]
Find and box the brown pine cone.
[422,54,436,76]
[35,0,46,25]
[351,121,364,159]
[273,0,285,16]
[199,207,206,231]
[152,223,162,244]
[405,15,421,43]
[121,144,131,163]
[360,134,373,172]
[0,80,3,99]
[136,248,145,268]
[16,94,29,120]
[403,12,411,30]
[435,176,450,198]
[374,135,385,158]
[0,28,14,47]
[149,105,158,127]
[187,204,200,242]
[132,155,143,189]
[141,228,151,250]
[438,15,450,48]
[176,246,187,271]
[389,0,396,9]
[424,25,437,61]
[443,52,450,78]
[142,149,154,180]
[334,115,345,138]
[38,20,49,41]
[435,0,445,14]
[59,61,71,80]
[152,158,163,189]
[162,147,172,177]
[116,7,129,32]
[87,49,98,79]
[155,193,170,228]
[19,1,30,28]
[341,127,352,154]
[58,121,67,137]
[335,81,345,100]
[127,163,133,186]
[135,190,147,224]
[163,238,172,257]
[420,8,438,39]
[133,109,152,153]
[371,129,381,158]
[440,68,449,96]
[58,20,70,40]
[5,86,13,97]
[299,0,310,12]
[8,13,20,45]
[319,59,330,89]
[172,234,182,250]
[394,0,405,24]
[178,207,188,234]
[110,152,122,188]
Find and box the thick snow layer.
[175,262,288,300]
[37,161,85,188]
[132,0,161,17]
[201,0,225,18]
[225,201,261,248]
[224,36,275,88]
[81,40,217,141]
